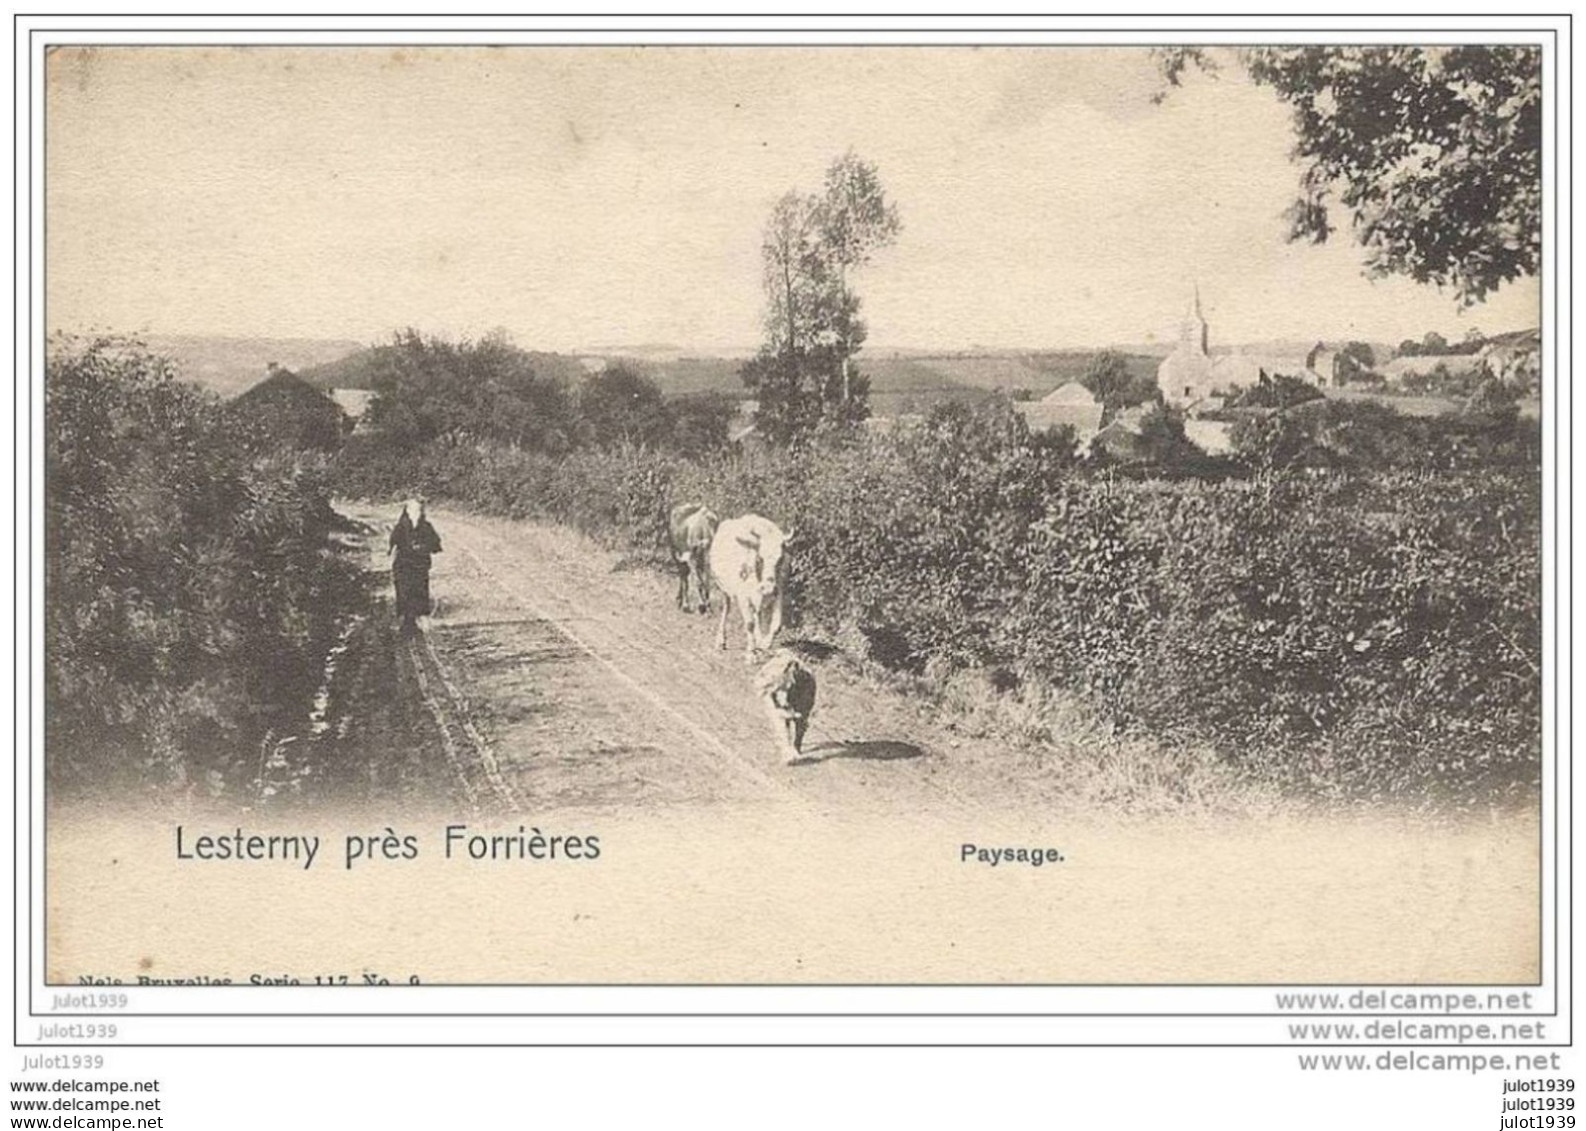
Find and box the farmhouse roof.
[1085,417,1149,461]
[1015,398,1104,437]
[1041,380,1098,406]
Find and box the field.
[143,334,365,397]
[292,342,1164,418]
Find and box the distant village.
[1002,292,1540,460]
[215,288,1541,466]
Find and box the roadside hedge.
[46,339,364,798]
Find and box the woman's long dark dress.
[390,513,443,626]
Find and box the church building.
[1156,289,1324,408]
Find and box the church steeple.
[1180,283,1209,356]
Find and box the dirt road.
[343,503,1074,822]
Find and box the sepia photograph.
[42,42,1543,986]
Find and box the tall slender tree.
[760,190,828,361]
[743,152,901,442]
[817,150,902,402]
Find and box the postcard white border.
[12,12,1571,1047]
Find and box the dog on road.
[755,650,817,765]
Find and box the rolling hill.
[298,344,591,391]
[143,334,365,398]
[126,334,1167,419]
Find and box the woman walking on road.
[389,497,443,636]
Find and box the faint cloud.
[986,48,1167,130]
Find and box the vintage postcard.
[42,43,1544,986]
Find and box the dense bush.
[1230,397,1541,472]
[576,364,673,449]
[1224,371,1326,410]
[577,365,736,456]
[362,329,580,453]
[666,392,737,456]
[46,338,364,797]
[740,339,872,444]
[358,330,734,458]
[1077,349,1162,414]
[335,398,1540,802]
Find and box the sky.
[45,46,1541,353]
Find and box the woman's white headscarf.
[403,498,422,524]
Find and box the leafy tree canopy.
[747,151,899,443]
[1079,349,1161,412]
[362,329,577,453]
[577,365,671,449]
[1155,46,1540,305]
[1226,371,1327,410]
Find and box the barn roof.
[1015,398,1104,436]
[1041,380,1098,406]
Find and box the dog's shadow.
[792,739,926,765]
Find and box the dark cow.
[668,503,720,614]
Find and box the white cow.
[708,514,796,658]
